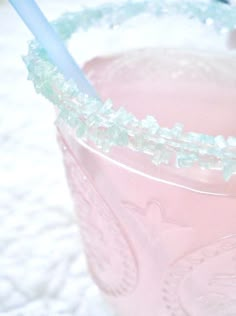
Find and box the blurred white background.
[0,0,235,315]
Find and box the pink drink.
[58,48,236,316]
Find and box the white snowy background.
[0,0,235,315]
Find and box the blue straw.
[9,0,98,98]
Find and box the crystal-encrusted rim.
[24,0,236,181]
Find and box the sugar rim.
[24,0,236,181]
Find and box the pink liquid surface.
[59,48,236,316]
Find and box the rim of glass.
[24,0,236,183]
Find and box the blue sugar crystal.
[172,123,184,138]
[185,132,203,143]
[227,137,236,147]
[118,130,129,146]
[132,133,146,151]
[143,142,157,155]
[141,116,160,135]
[160,128,172,139]
[169,141,182,149]
[176,152,198,168]
[215,135,227,149]
[223,162,236,181]
[204,135,215,146]
[66,113,79,128]
[101,99,113,113]
[152,149,162,166]
[76,120,87,137]
[152,145,171,165]
[161,150,172,165]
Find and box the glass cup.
[25,1,236,315]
